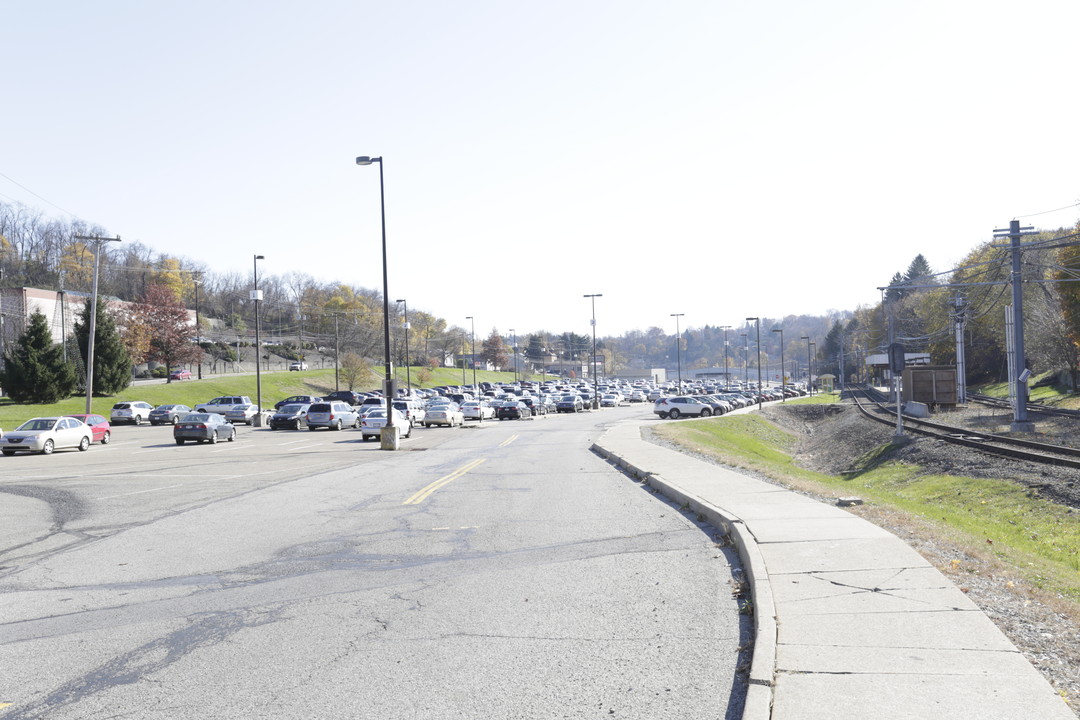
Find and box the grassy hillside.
[0,366,533,430]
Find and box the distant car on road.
[173,413,236,445]
[1,417,94,455]
[169,369,192,381]
[110,401,154,425]
[288,361,308,371]
[65,414,112,445]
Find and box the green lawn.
[654,415,1080,602]
[974,372,1080,408]
[0,366,529,430]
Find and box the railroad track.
[968,392,1080,420]
[848,385,1080,470]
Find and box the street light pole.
[741,333,748,386]
[801,336,813,397]
[396,299,411,394]
[356,155,397,444]
[720,325,731,387]
[193,271,203,380]
[466,316,480,424]
[772,327,785,401]
[510,328,517,383]
[74,235,121,413]
[671,313,684,393]
[746,317,762,408]
[809,342,816,395]
[253,255,265,420]
[584,294,602,409]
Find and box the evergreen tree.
[73,297,132,395]
[904,254,934,284]
[885,271,907,302]
[0,311,78,403]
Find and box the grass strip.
[654,415,1080,602]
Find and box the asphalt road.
[0,406,747,719]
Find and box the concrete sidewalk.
[593,416,1075,720]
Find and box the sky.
[3,0,1079,339]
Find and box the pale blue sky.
[4,0,1079,336]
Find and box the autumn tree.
[481,328,509,370]
[131,284,202,380]
[1,311,78,403]
[340,352,374,391]
[73,298,132,395]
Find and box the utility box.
[901,366,958,407]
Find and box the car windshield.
[280,405,305,413]
[181,414,211,422]
[17,418,57,432]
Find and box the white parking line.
[95,476,236,500]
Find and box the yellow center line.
[403,458,486,505]
[498,434,518,448]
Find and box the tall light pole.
[772,327,785,401]
[720,325,731,387]
[466,316,480,423]
[74,234,121,413]
[747,317,762,408]
[741,333,749,386]
[253,255,265,419]
[460,331,467,386]
[671,313,685,393]
[801,336,813,397]
[510,328,517,383]
[356,155,396,443]
[193,271,203,380]
[396,299,411,394]
[810,342,817,395]
[584,294,602,409]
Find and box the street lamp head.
[355,156,381,165]
[746,317,758,322]
[396,298,405,303]
[255,255,264,260]
[772,328,782,334]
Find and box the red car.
[169,369,192,381]
[64,414,112,444]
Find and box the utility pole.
[994,220,1036,431]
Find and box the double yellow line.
[403,458,486,505]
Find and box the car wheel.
[423,423,430,428]
[134,415,142,426]
[175,439,185,445]
[228,429,236,442]
[668,409,681,419]
[701,409,712,417]
[41,440,55,455]
[333,420,342,431]
[352,418,361,429]
[308,425,317,431]
[101,431,111,445]
[294,420,302,431]
[78,436,90,452]
[209,431,218,444]
[172,415,180,425]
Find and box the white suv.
[653,396,714,419]
[110,401,154,425]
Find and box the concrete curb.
[591,438,774,720]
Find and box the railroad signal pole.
[993,220,1036,431]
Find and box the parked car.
[288,361,308,371]
[654,396,714,419]
[324,390,363,406]
[424,402,464,427]
[149,404,192,426]
[274,395,321,410]
[556,395,584,413]
[360,409,411,441]
[195,396,253,414]
[461,400,495,420]
[168,369,192,381]
[110,401,154,425]
[392,399,425,427]
[600,393,620,408]
[173,413,236,445]
[520,397,546,416]
[496,401,530,420]
[2,417,93,455]
[305,402,360,431]
[224,404,261,425]
[64,414,112,444]
[269,403,311,430]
